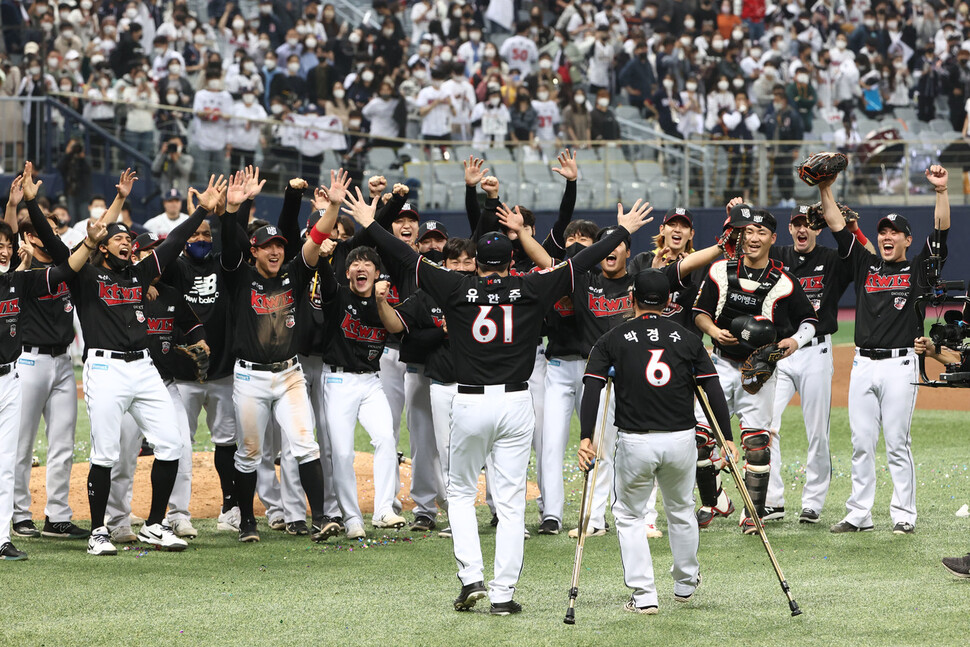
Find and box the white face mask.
[81,0,93,9]
[233,19,245,30]
[47,57,59,69]
[537,91,549,101]
[763,67,776,77]
[796,73,809,84]
[261,5,272,14]
[287,37,299,46]
[60,83,72,92]
[271,103,284,114]
[836,40,847,50]
[265,58,277,70]
[287,62,301,74]
[574,93,585,104]
[169,64,181,74]
[662,79,674,89]
[348,119,361,128]
[539,59,552,70]
[732,29,743,40]
[383,29,394,37]
[296,25,309,35]
[413,69,427,80]
[29,66,41,76]
[63,30,75,39]
[90,206,107,219]
[419,43,432,55]
[685,81,697,91]
[683,19,695,29]
[680,36,691,47]
[194,34,206,44]
[773,100,784,111]
[749,48,762,59]
[470,31,482,42]
[596,97,609,107]
[208,79,223,91]
[258,39,270,49]
[362,70,375,82]
[440,50,453,62]
[166,92,179,103]
[306,38,317,49]
[68,60,80,70]
[349,32,361,44]
[243,93,255,104]
[125,8,139,20]
[244,61,257,74]
[333,89,345,100]
[489,97,501,107]
[717,80,729,90]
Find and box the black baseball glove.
[797,152,848,187]
[177,342,210,383]
[741,344,786,394]
[805,201,859,231]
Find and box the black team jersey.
[584,313,718,432]
[318,259,393,373]
[0,267,75,364]
[770,244,852,337]
[833,227,948,349]
[20,199,75,348]
[629,250,704,333]
[393,289,452,378]
[693,257,818,362]
[143,282,205,380]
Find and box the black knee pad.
[696,426,715,461]
[741,430,770,467]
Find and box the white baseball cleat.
[345,521,366,539]
[87,527,118,556]
[170,519,199,538]
[138,523,188,552]
[372,512,407,529]
[646,524,663,539]
[217,506,241,531]
[110,526,138,544]
[567,525,609,539]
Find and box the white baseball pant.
[302,355,339,519]
[767,337,833,513]
[264,416,307,523]
[0,368,23,546]
[429,381,457,488]
[538,357,584,525]
[529,344,546,517]
[83,351,182,468]
[380,346,405,506]
[708,353,777,431]
[613,429,700,608]
[843,350,918,527]
[323,371,400,525]
[449,386,534,604]
[13,350,77,524]
[406,365,445,518]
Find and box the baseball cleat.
[696,499,735,527]
[739,516,759,535]
[0,542,28,561]
[110,526,138,544]
[268,517,286,531]
[453,581,487,611]
[87,528,118,556]
[538,519,560,535]
[138,523,188,551]
[372,512,407,529]
[238,522,260,543]
[128,512,146,526]
[624,599,658,615]
[762,506,785,521]
[330,516,346,533]
[829,520,874,533]
[799,508,821,524]
[490,513,499,527]
[12,520,40,538]
[646,524,663,539]
[410,515,436,532]
[523,527,531,540]
[490,600,522,616]
[892,522,916,535]
[674,573,701,603]
[437,526,453,538]
[42,518,90,539]
[942,554,970,578]
[345,521,366,539]
[286,520,309,536]
[217,506,241,532]
[169,519,198,538]
[567,524,609,539]
[311,520,341,542]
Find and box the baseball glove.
[741,343,786,394]
[805,201,859,231]
[176,342,210,383]
[717,226,744,261]
[796,152,848,187]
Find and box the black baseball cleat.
[538,519,560,535]
[490,600,522,616]
[799,508,821,524]
[942,554,970,578]
[762,506,785,521]
[286,520,309,536]
[311,520,341,542]
[740,517,759,535]
[453,581,487,611]
[674,573,702,603]
[696,500,735,528]
[238,521,260,543]
[42,518,91,539]
[830,520,874,533]
[490,513,499,527]
[892,522,915,535]
[12,520,40,538]
[410,515,436,532]
[0,542,28,561]
[331,516,346,533]
[624,599,658,615]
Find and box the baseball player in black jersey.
[817,166,951,535]
[345,188,656,615]
[0,195,103,561]
[105,233,207,542]
[579,269,733,613]
[221,169,347,544]
[760,201,869,524]
[693,208,819,534]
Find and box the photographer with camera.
[151,137,194,196]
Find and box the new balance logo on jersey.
[339,312,387,343]
[815,265,825,271]
[864,273,911,292]
[146,317,174,335]
[0,298,19,316]
[588,293,632,317]
[251,289,294,314]
[97,282,142,306]
[192,274,218,296]
[800,275,824,292]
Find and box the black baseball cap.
[749,209,777,233]
[306,210,322,231]
[417,220,448,241]
[724,203,755,229]
[163,188,182,201]
[250,225,288,247]
[877,213,912,236]
[396,202,419,221]
[104,222,132,240]
[132,232,160,253]
[476,232,514,267]
[790,204,810,222]
[663,207,693,226]
[595,225,632,250]
[633,269,670,306]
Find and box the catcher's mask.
[730,315,777,349]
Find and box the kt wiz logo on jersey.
[863,273,911,293]
[251,289,295,314]
[97,281,143,306]
[146,317,174,335]
[339,312,387,342]
[587,292,632,316]
[0,298,20,316]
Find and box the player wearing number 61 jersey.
[343,188,657,614]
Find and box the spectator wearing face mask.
[457,26,486,77]
[717,93,760,203]
[619,42,656,114]
[858,68,884,119]
[18,55,55,165]
[751,60,780,107]
[227,55,265,98]
[561,87,591,145]
[441,63,476,141]
[347,67,378,110]
[324,81,353,125]
[761,86,803,208]
[190,72,233,184]
[677,77,706,138]
[362,81,406,147]
[122,67,160,158]
[885,56,914,115]
[716,1,741,39]
[590,89,619,142]
[53,23,83,57]
[220,7,255,61]
[408,35,435,71]
[417,67,455,143]
[705,74,736,130]
[151,35,186,82]
[500,21,540,75]
[524,52,563,100]
[292,104,345,189]
[57,139,92,224]
[299,36,321,78]
[410,0,436,46]
[151,136,194,196]
[786,66,818,132]
[256,0,284,48]
[158,58,193,106]
[508,92,538,149]
[587,25,614,97]
[321,3,346,41]
[272,54,308,109]
[307,53,335,113]
[228,87,268,170]
[531,83,561,143]
[261,53,283,108]
[275,28,304,62]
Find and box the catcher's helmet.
[730,315,777,348]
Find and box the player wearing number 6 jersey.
[343,188,657,615]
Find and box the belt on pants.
[858,348,910,360]
[23,344,69,356]
[0,361,14,376]
[329,365,374,374]
[807,334,830,347]
[237,357,298,372]
[457,382,529,395]
[92,349,149,362]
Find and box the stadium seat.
[573,148,600,162]
[367,147,398,169]
[451,144,482,161]
[647,181,678,209]
[615,105,642,121]
[432,161,465,185]
[522,162,552,184]
[634,160,665,183]
[619,182,649,203]
[606,161,638,183]
[930,119,954,134]
[484,146,516,162]
[600,144,627,162]
[580,160,607,183]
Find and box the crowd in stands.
[0,0,968,208]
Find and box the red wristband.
[309,226,329,245]
[852,228,867,246]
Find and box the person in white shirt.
[292,106,345,188]
[417,68,455,141]
[122,68,159,158]
[190,72,233,184]
[143,189,190,237]
[500,22,539,75]
[484,0,515,34]
[587,25,614,94]
[228,89,267,169]
[705,76,736,131]
[150,35,186,82]
[71,195,108,238]
[440,64,476,140]
[457,27,486,77]
[470,87,511,147]
[410,0,436,46]
[361,82,404,145]
[532,83,562,143]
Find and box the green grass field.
[4,383,969,646]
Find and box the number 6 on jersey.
[645,349,671,386]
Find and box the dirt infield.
[31,452,540,521]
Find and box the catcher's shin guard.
[695,427,721,508]
[741,430,771,518]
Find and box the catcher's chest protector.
[715,259,786,326]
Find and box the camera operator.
[151,137,194,196]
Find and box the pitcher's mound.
[29,452,540,520]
